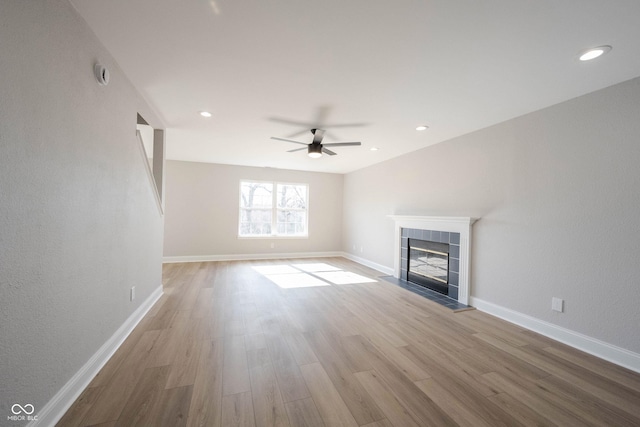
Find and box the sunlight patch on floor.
[292,263,342,272]
[314,271,377,285]
[263,273,331,288]
[251,263,377,289]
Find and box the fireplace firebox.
[407,239,450,294]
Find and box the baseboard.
[30,285,164,427]
[163,251,395,277]
[340,252,394,276]
[469,296,640,374]
[163,251,343,263]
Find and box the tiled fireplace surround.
[401,228,461,300]
[389,216,476,306]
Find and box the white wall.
[163,161,343,259]
[343,77,640,356]
[0,0,164,420]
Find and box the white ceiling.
[70,0,640,174]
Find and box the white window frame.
[238,180,309,238]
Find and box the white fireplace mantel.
[388,215,477,305]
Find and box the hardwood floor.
[57,258,640,426]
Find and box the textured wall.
[343,77,640,354]
[0,0,164,418]
[163,160,343,258]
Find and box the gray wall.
[343,77,640,354]
[0,0,164,417]
[163,161,343,258]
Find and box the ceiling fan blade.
[287,147,308,153]
[322,142,361,147]
[323,122,369,128]
[268,117,314,127]
[270,136,307,145]
[286,129,309,139]
[314,105,331,126]
[323,130,342,141]
[322,148,337,156]
[311,129,325,145]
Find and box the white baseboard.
[163,251,395,277]
[341,252,394,276]
[163,251,343,263]
[30,285,164,427]
[469,297,640,374]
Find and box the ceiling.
[70,0,640,174]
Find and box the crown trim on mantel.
[388,215,478,305]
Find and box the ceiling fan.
[268,105,368,140]
[271,129,361,158]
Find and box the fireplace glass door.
[407,239,449,294]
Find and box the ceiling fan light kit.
[308,145,323,158]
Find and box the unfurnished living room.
[3,1,640,426]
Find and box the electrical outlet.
[270,242,275,249]
[551,297,563,312]
[130,286,136,302]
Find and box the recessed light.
[199,111,212,118]
[416,125,429,131]
[579,45,612,61]
[370,147,379,151]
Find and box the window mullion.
[272,183,278,236]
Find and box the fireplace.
[401,229,460,299]
[407,239,449,294]
[389,216,477,305]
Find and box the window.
[239,181,308,237]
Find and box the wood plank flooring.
[57,258,640,426]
